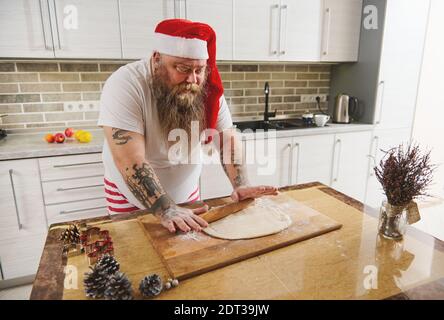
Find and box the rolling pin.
[199,198,255,224]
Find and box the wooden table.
[31,182,444,300]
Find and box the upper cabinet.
[234,0,361,62]
[120,0,233,60]
[49,0,121,58]
[234,0,280,61]
[0,0,363,61]
[184,0,234,61]
[234,0,323,62]
[321,0,363,62]
[120,0,174,59]
[0,0,121,59]
[0,0,54,58]
[373,0,430,130]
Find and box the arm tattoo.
[125,162,173,214]
[112,128,133,145]
[220,139,248,188]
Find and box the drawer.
[39,153,104,181]
[45,198,108,225]
[42,176,105,205]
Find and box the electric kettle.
[333,94,359,123]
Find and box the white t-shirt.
[97,58,233,207]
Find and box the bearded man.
[98,19,277,233]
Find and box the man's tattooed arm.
[125,161,174,215]
[219,130,249,188]
[112,128,133,145]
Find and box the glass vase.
[378,200,408,240]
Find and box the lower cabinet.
[244,136,293,188]
[364,128,412,209]
[200,130,373,202]
[330,131,373,202]
[0,159,47,281]
[0,152,108,283]
[200,146,233,200]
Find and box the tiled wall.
[0,60,331,133]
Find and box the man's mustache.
[174,82,201,94]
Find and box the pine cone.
[96,254,120,275]
[83,265,108,299]
[60,224,80,244]
[104,272,133,300]
[139,274,163,298]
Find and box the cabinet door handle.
[332,139,342,183]
[291,142,300,185]
[368,136,379,176]
[51,0,62,49]
[286,143,292,186]
[0,257,4,280]
[279,4,288,55]
[57,184,104,192]
[270,4,280,55]
[376,80,385,124]
[322,8,331,56]
[53,161,102,168]
[60,205,107,215]
[183,0,188,19]
[38,0,52,50]
[8,169,23,230]
[45,0,58,51]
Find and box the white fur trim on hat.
[153,33,208,60]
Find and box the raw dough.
[203,198,292,240]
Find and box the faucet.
[263,82,276,123]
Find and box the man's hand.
[231,185,278,202]
[156,205,209,233]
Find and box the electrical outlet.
[64,101,99,112]
[301,95,327,103]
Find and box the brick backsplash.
[0,60,332,133]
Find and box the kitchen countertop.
[237,122,375,140]
[0,129,104,161]
[31,182,444,300]
[0,122,374,161]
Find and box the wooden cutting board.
[138,193,342,280]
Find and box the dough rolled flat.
[203,200,292,240]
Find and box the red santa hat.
[153,19,223,132]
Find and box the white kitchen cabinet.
[0,159,47,281]
[321,0,363,62]
[234,0,323,61]
[0,0,55,58]
[244,133,335,188]
[0,159,47,241]
[292,134,334,185]
[38,153,108,225]
[373,0,430,129]
[244,136,292,188]
[331,130,372,202]
[364,128,412,209]
[279,0,323,61]
[234,0,280,61]
[184,0,233,60]
[200,146,233,200]
[48,0,121,58]
[120,0,175,59]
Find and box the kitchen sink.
[234,119,319,131]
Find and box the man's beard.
[151,66,206,141]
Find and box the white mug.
[314,114,330,127]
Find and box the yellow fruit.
[74,130,84,140]
[77,131,92,143]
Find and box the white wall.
[412,0,444,199]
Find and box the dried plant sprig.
[374,143,436,206]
